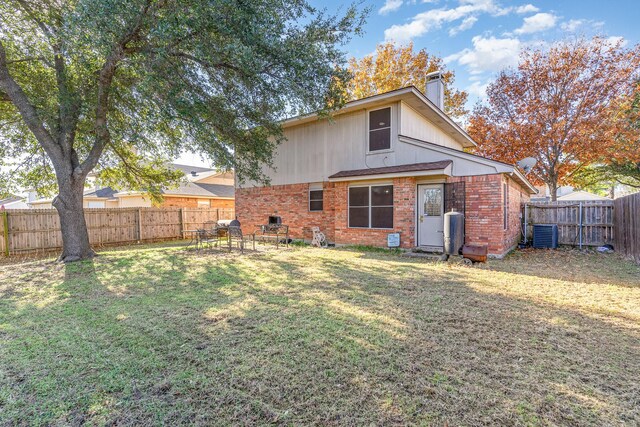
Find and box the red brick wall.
[235,182,336,241]
[235,174,530,255]
[334,177,416,248]
[447,174,529,256]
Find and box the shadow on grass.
[0,245,638,425]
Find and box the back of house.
[236,76,536,257]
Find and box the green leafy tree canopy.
[0,0,366,261]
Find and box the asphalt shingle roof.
[162,182,235,198]
[328,160,452,179]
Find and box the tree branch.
[77,0,159,178]
[0,40,62,164]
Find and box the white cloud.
[445,35,521,74]
[514,12,558,34]
[560,19,584,32]
[449,16,478,36]
[605,36,628,47]
[379,0,404,15]
[384,0,510,42]
[560,19,604,32]
[467,80,490,98]
[514,4,539,14]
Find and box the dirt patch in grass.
[0,244,638,425]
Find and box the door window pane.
[423,188,442,216]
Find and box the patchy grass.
[0,244,638,425]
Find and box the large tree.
[346,42,468,119]
[0,0,365,261]
[468,37,640,200]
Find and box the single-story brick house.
[236,77,536,257]
[30,164,235,209]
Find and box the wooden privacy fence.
[0,207,235,256]
[614,193,640,264]
[523,200,614,247]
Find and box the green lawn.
[1,244,638,425]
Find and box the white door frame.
[416,183,445,249]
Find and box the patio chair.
[227,226,255,253]
[198,221,220,251]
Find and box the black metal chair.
[227,226,255,253]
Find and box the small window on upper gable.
[369,107,391,151]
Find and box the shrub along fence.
[523,200,614,247]
[0,207,235,256]
[613,192,640,265]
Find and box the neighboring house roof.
[171,163,214,176]
[329,161,453,180]
[161,182,235,198]
[0,195,30,209]
[84,187,118,199]
[0,195,23,205]
[557,190,611,201]
[281,86,477,149]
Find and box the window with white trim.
[368,107,391,151]
[198,200,210,208]
[348,185,393,229]
[309,189,323,211]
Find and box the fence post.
[179,207,184,239]
[578,201,583,250]
[216,208,220,222]
[2,211,8,257]
[137,208,142,241]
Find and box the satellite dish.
[517,157,537,174]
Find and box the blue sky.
[182,0,639,167]
[313,0,639,107]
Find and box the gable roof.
[281,86,477,149]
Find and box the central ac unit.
[532,224,558,249]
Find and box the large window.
[309,189,323,211]
[368,107,391,151]
[348,185,393,229]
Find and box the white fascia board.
[328,165,451,182]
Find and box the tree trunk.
[549,180,558,202]
[52,177,95,262]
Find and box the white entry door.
[417,184,444,249]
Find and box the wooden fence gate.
[523,201,614,247]
[0,207,234,256]
[613,193,640,264]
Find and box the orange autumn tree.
[347,42,468,119]
[468,37,640,200]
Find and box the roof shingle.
[328,160,452,179]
